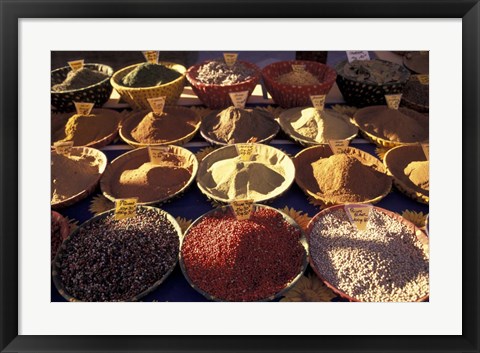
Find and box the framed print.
[1,0,479,352]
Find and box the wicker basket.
[186,60,261,109]
[262,60,337,108]
[111,62,186,110]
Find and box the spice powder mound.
[404,161,429,194]
[121,63,181,88]
[276,70,320,85]
[309,208,429,302]
[181,207,305,301]
[52,67,108,91]
[57,208,180,301]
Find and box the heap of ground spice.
[51,151,103,203]
[355,106,429,143]
[310,154,390,203]
[107,152,192,203]
[54,113,118,146]
[201,107,278,144]
[128,109,199,144]
[56,208,180,301]
[195,60,255,85]
[339,60,407,85]
[404,161,429,193]
[276,70,320,85]
[181,207,305,301]
[280,107,357,143]
[121,63,182,88]
[52,67,109,92]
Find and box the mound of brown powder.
[54,113,118,146]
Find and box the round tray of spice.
[383,145,429,204]
[51,211,70,262]
[307,204,429,302]
[196,143,295,204]
[186,59,261,109]
[179,204,308,301]
[100,146,198,206]
[261,60,337,108]
[294,145,392,206]
[51,108,121,149]
[52,206,181,302]
[51,147,108,210]
[352,105,429,148]
[51,63,114,112]
[335,59,410,107]
[200,106,279,145]
[278,106,358,146]
[401,76,429,113]
[119,107,201,147]
[111,62,186,110]
[403,51,429,74]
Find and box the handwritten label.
[328,139,350,154]
[229,91,249,109]
[68,60,84,71]
[421,143,429,160]
[416,74,429,85]
[231,199,254,220]
[236,143,256,162]
[291,64,306,72]
[346,51,370,63]
[115,198,138,220]
[385,94,402,110]
[54,141,74,155]
[148,146,170,164]
[223,53,238,67]
[147,96,166,115]
[143,51,159,64]
[74,102,94,115]
[310,95,326,111]
[344,204,373,231]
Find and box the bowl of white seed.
[306,204,429,302]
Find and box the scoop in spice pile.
[121,62,182,88]
[181,206,307,301]
[52,67,109,92]
[54,207,180,301]
[195,60,255,85]
[308,206,429,302]
[201,106,279,144]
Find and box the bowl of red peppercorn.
[179,204,309,302]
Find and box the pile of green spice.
[52,68,109,92]
[121,63,182,88]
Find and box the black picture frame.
[1,1,479,352]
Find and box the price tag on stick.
[223,53,238,67]
[310,95,326,111]
[231,199,254,220]
[229,91,249,109]
[54,141,74,155]
[236,143,256,162]
[328,139,350,154]
[74,102,95,115]
[143,51,159,64]
[346,51,370,63]
[115,198,138,220]
[148,146,170,164]
[421,143,429,160]
[147,96,166,115]
[68,60,84,71]
[344,204,373,231]
[385,94,402,110]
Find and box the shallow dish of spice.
[307,204,429,302]
[200,106,279,145]
[196,143,295,203]
[51,211,70,262]
[186,59,261,109]
[179,204,308,301]
[353,105,429,148]
[261,60,337,108]
[294,145,392,206]
[51,147,108,209]
[278,106,358,146]
[51,63,113,112]
[119,107,200,147]
[111,62,186,110]
[52,206,181,302]
[383,145,429,204]
[101,146,198,205]
[51,108,121,149]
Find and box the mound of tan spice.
[276,70,320,85]
[310,154,390,203]
[404,161,429,194]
